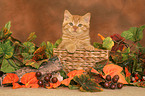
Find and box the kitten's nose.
[73,26,78,31]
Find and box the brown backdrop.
[0,0,145,46]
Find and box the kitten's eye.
[69,23,73,26]
[78,24,82,27]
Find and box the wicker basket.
[53,48,109,73]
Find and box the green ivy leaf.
[103,37,114,50]
[121,31,133,40]
[23,42,35,53]
[121,26,145,42]
[73,74,103,92]
[0,40,14,59]
[0,59,18,73]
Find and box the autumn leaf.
[67,70,86,78]
[125,67,131,77]
[2,73,19,84]
[12,83,22,89]
[32,45,46,60]
[103,64,123,77]
[26,32,37,42]
[91,68,100,74]
[61,77,73,86]
[110,34,126,51]
[125,67,131,84]
[25,59,48,69]
[73,74,103,92]
[118,73,128,84]
[103,64,128,84]
[49,81,61,88]
[20,72,39,88]
[61,70,86,86]
[133,81,145,88]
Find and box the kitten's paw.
[85,45,94,51]
[66,45,76,53]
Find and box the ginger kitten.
[58,10,94,53]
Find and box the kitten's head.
[62,10,91,35]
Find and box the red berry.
[38,80,43,86]
[47,73,52,78]
[113,75,119,79]
[106,75,111,81]
[138,79,141,82]
[135,76,139,81]
[103,82,110,88]
[44,83,50,88]
[117,83,123,89]
[51,77,58,83]
[44,76,50,82]
[112,78,118,83]
[142,76,145,81]
[36,72,42,77]
[110,84,116,89]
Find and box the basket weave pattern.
[53,48,109,73]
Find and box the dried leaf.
[73,74,103,92]
[26,32,37,42]
[25,59,48,69]
[67,70,86,78]
[61,70,85,86]
[2,73,19,84]
[20,72,38,88]
[91,68,100,74]
[61,77,73,86]
[33,45,46,60]
[133,81,145,88]
[103,64,128,84]
[12,83,22,89]
[125,67,131,77]
[49,81,61,88]
[103,64,123,77]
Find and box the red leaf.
[110,34,124,42]
[125,67,131,77]
[110,34,126,51]
[2,73,19,84]
[20,72,38,88]
[12,83,22,89]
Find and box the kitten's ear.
[64,10,72,21]
[82,13,91,23]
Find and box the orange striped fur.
[58,10,94,53]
